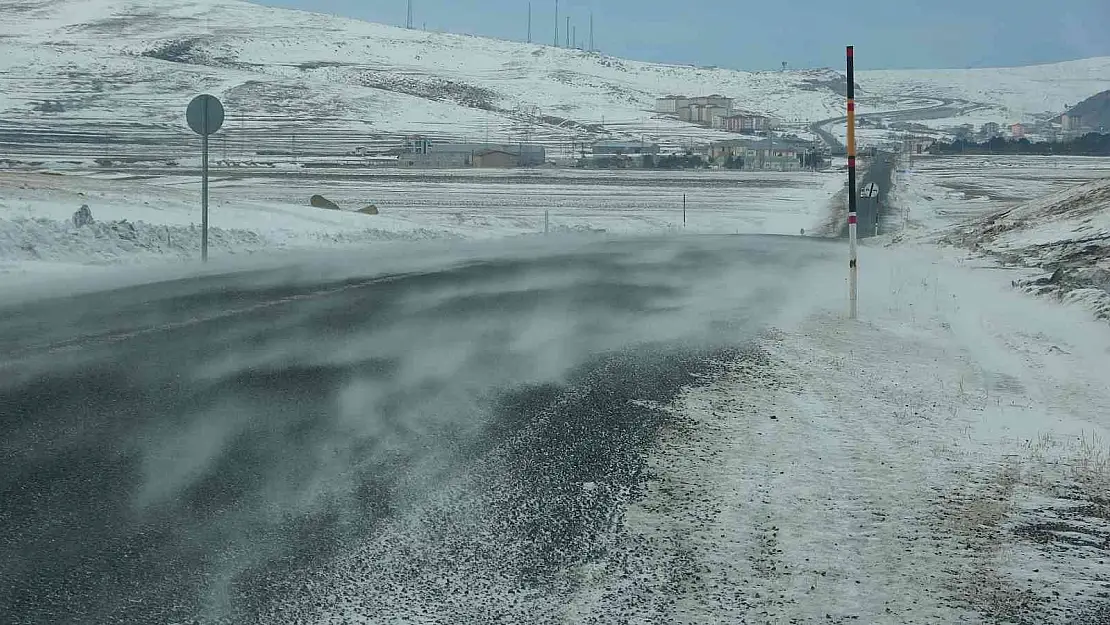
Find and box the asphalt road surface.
[851,151,896,239]
[0,235,839,624]
[808,97,970,154]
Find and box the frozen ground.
[0,167,846,274]
[898,155,1110,322]
[895,155,1110,232]
[610,241,1110,622]
[559,156,1110,622]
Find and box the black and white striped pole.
[846,46,859,319]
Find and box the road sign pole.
[846,46,858,320]
[186,94,225,264]
[201,132,209,262]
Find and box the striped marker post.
[846,45,859,320]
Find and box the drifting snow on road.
[0,235,843,624]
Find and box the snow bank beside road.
[584,243,1110,622]
[943,177,1110,320]
[890,156,1110,320]
[0,172,461,274]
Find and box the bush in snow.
[72,205,94,228]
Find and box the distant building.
[399,138,545,168]
[740,141,800,171]
[706,105,731,128]
[722,113,772,134]
[1010,123,1027,139]
[708,139,749,160]
[592,140,660,156]
[473,149,520,168]
[656,94,734,127]
[1056,90,1110,135]
[655,95,690,114]
[979,122,1001,138]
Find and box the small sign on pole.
[186,94,225,262]
[860,182,878,198]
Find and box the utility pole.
[573,26,577,49]
[527,2,531,43]
[566,16,570,48]
[554,0,558,47]
[589,12,594,51]
[406,0,413,29]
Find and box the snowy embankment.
[894,155,1110,320]
[0,171,455,274]
[570,240,1110,620]
[944,178,1110,320]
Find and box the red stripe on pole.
[847,101,855,112]
[848,214,857,224]
[848,156,856,167]
[846,46,854,58]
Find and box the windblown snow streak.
[0,235,839,624]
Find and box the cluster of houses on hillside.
[654,95,773,134]
[590,137,812,171]
[393,135,814,171]
[397,137,546,168]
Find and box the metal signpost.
[846,46,859,320]
[186,94,225,262]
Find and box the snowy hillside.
[931,165,1110,319]
[863,57,1110,123]
[1,0,1110,161]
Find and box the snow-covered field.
[896,155,1110,232]
[0,167,846,273]
[898,155,1110,322]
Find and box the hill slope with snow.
[1,0,1109,159]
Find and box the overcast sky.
[259,0,1110,70]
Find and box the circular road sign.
[186,94,225,136]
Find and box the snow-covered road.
[0,235,844,624]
